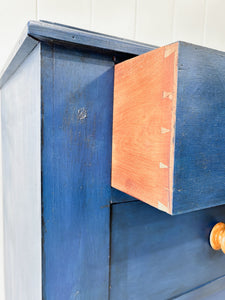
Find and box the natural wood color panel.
[112,43,178,214]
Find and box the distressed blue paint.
[0,30,38,88]
[110,201,225,300]
[176,275,225,299]
[28,20,156,56]
[41,43,115,299]
[1,45,41,300]
[173,42,225,214]
[2,22,225,300]
[0,20,157,91]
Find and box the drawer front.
[110,202,225,299]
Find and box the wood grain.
[41,43,114,300]
[112,43,178,214]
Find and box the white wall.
[1,0,225,299]
[1,0,225,72]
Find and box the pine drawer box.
[112,42,225,215]
[1,21,225,300]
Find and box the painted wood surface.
[176,275,225,300]
[41,43,115,299]
[112,43,178,214]
[173,42,225,214]
[0,24,156,300]
[0,26,38,88]
[112,41,225,215]
[28,20,156,55]
[0,20,156,93]
[1,45,41,300]
[110,201,225,300]
[2,23,225,300]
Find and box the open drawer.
[112,42,225,215]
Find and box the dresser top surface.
[0,20,157,88]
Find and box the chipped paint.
[77,107,87,120]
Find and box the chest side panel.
[1,45,41,300]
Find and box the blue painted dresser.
[1,21,225,300]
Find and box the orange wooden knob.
[210,222,225,253]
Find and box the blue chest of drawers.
[1,21,225,300]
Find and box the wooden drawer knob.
[210,222,225,253]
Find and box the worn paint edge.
[40,43,50,300]
[0,20,157,88]
[28,20,157,56]
[0,24,39,88]
[167,42,178,215]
